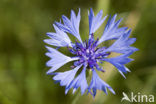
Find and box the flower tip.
[89,8,94,15]
[45,46,53,52]
[78,8,81,15]
[135,48,139,51]
[99,10,103,14]
[109,87,116,95]
[90,8,93,11]
[119,18,123,21]
[53,24,57,28]
[54,21,58,25]
[112,90,116,95]
[46,69,56,75]
[65,89,69,95]
[45,45,49,50]
[43,39,47,43]
[123,75,127,79]
[130,58,134,61]
[128,70,131,72]
[46,71,51,75]
[62,15,66,19]
[104,14,108,19]
[127,29,132,34]
[114,13,117,17]
[73,88,76,94]
[46,32,52,37]
[130,47,139,53]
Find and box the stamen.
[68,34,111,71]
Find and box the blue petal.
[55,9,82,43]
[44,24,72,47]
[104,29,138,54]
[45,46,79,74]
[88,8,107,35]
[102,52,134,77]
[44,39,62,47]
[65,66,88,95]
[53,64,82,87]
[98,14,128,45]
[88,70,115,97]
[118,66,131,78]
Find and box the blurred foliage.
[0,0,156,104]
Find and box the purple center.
[68,34,110,71]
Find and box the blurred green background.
[0,0,156,104]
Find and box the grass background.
[0,0,156,104]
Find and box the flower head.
[44,8,138,97]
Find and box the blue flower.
[44,8,138,97]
